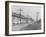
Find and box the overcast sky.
[12,5,41,21]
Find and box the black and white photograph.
[5,1,45,36]
[12,5,41,31]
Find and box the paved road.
[12,22,41,31]
[12,23,31,31]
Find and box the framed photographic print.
[5,1,45,36]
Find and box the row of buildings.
[12,12,34,24]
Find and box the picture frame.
[5,1,45,36]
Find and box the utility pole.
[17,8,23,24]
[36,12,39,21]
